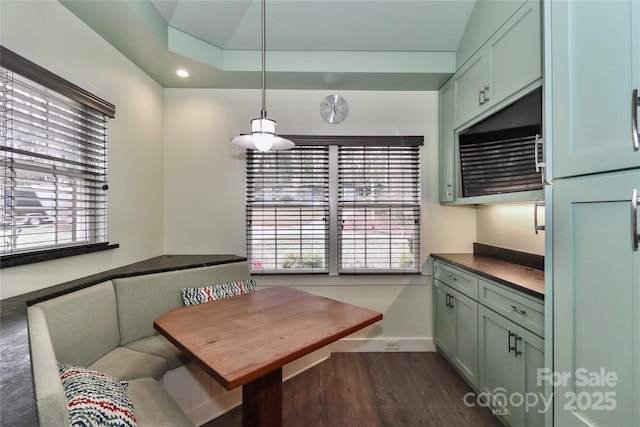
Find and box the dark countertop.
[431,244,544,299]
[0,254,246,427]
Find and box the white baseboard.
[166,337,433,426]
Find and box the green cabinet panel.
[454,51,488,127]
[478,305,545,427]
[439,79,456,203]
[454,0,542,129]
[488,0,542,108]
[434,280,455,356]
[550,0,640,178]
[553,170,640,427]
[433,280,479,388]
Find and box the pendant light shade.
[230,0,294,151]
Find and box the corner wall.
[0,1,165,299]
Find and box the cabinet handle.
[483,85,490,102]
[632,189,639,251]
[479,89,484,106]
[534,198,545,234]
[449,294,455,309]
[534,134,548,186]
[508,305,527,315]
[514,335,523,357]
[633,89,639,151]
[447,275,457,281]
[508,331,516,354]
[445,293,450,308]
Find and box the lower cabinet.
[433,259,546,427]
[434,280,478,388]
[478,305,545,427]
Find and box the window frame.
[245,135,423,276]
[0,47,117,268]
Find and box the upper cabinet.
[454,0,542,129]
[438,0,543,204]
[550,0,640,178]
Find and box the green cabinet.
[434,280,479,388]
[547,1,640,425]
[439,79,455,203]
[549,0,640,178]
[552,170,640,427]
[433,259,546,425]
[478,305,545,427]
[454,0,542,128]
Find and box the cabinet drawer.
[479,279,544,337]
[434,261,478,300]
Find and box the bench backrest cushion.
[34,281,120,367]
[27,306,71,427]
[113,261,251,346]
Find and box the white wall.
[0,1,165,299]
[163,89,477,345]
[1,1,479,345]
[476,203,545,255]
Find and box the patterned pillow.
[181,278,257,306]
[58,363,137,427]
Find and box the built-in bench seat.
[27,261,252,426]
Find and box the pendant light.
[230,0,294,151]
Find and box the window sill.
[0,243,119,268]
[253,273,429,287]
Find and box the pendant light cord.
[260,0,267,119]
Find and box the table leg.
[242,367,283,427]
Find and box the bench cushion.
[125,334,187,370]
[128,378,194,427]
[34,281,120,367]
[113,261,251,346]
[88,347,167,381]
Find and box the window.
[0,47,116,266]
[246,136,422,275]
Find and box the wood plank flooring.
[202,352,502,427]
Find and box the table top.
[154,286,383,390]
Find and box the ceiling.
[60,0,477,90]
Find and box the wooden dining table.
[154,286,383,427]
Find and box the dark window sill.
[0,243,119,268]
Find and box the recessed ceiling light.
[176,69,189,78]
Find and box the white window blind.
[338,145,421,273]
[245,136,422,275]
[0,47,114,262]
[246,146,329,273]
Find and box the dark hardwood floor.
[202,352,502,427]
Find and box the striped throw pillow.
[181,278,257,306]
[58,363,136,426]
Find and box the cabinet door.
[454,51,488,127]
[550,0,640,178]
[553,170,640,426]
[479,306,545,427]
[488,0,541,105]
[451,287,479,388]
[522,329,545,427]
[478,306,523,426]
[439,80,455,203]
[434,280,455,356]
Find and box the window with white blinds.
[338,145,421,273]
[245,136,422,275]
[0,47,115,265]
[246,146,329,273]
